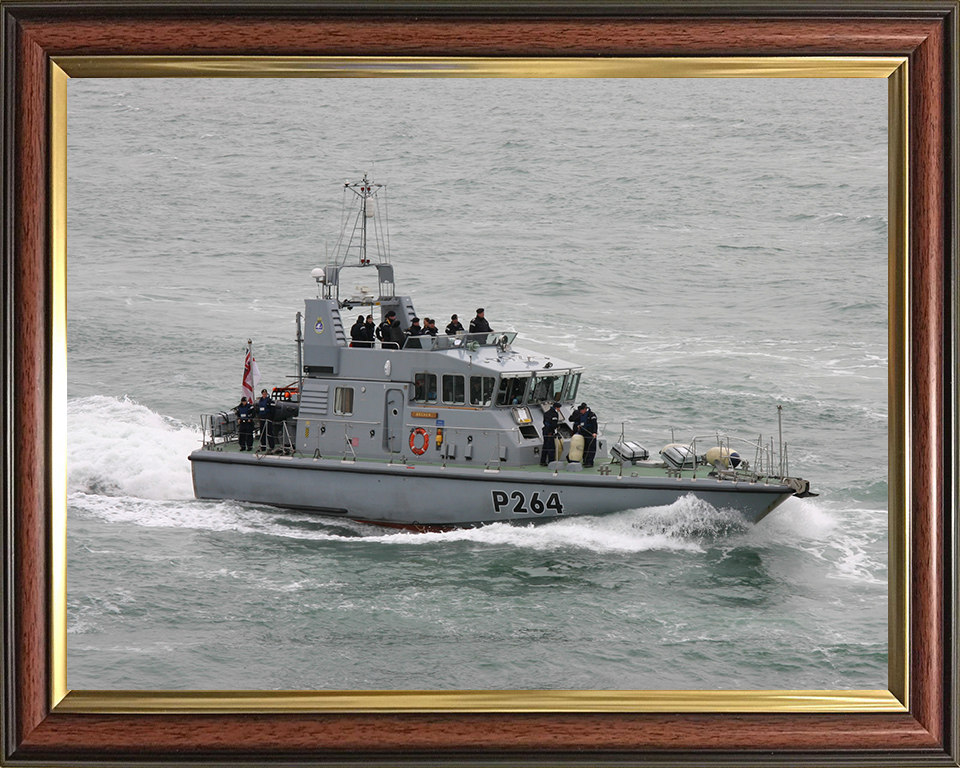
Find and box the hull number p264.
[491,490,564,515]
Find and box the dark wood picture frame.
[2,2,957,765]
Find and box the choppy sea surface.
[66,77,888,691]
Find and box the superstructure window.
[496,377,528,407]
[469,376,495,406]
[562,372,581,403]
[413,373,438,403]
[528,374,567,405]
[442,374,466,405]
[334,386,354,415]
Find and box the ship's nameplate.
[411,411,438,419]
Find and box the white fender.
[568,433,585,462]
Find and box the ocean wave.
[68,395,199,500]
[786,212,887,231]
[742,499,888,586]
[69,487,886,591]
[364,496,741,554]
[70,487,852,560]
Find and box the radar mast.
[320,175,395,303]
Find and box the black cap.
[386,310,396,318]
[476,308,484,314]
[552,401,562,408]
[412,317,420,323]
[578,402,588,410]
[451,314,458,320]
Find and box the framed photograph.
[2,3,957,765]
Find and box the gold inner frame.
[49,55,909,714]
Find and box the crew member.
[361,314,376,346]
[469,308,492,334]
[236,396,255,452]
[570,402,599,468]
[386,318,405,347]
[445,314,464,335]
[540,400,562,466]
[257,388,276,450]
[377,310,397,343]
[349,315,366,347]
[422,317,439,336]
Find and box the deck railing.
[352,331,517,352]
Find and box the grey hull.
[189,451,793,529]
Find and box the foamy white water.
[68,396,199,499]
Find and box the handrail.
[200,412,238,448]
[341,429,358,461]
[199,412,300,454]
[402,422,519,434]
[677,432,787,482]
[403,422,526,449]
[353,332,518,352]
[307,418,380,426]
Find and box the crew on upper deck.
[350,315,366,347]
[350,314,376,348]
[469,308,492,334]
[386,318,404,348]
[366,309,494,349]
[376,311,397,343]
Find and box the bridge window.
[528,374,568,405]
[413,373,437,403]
[442,374,466,405]
[562,372,581,403]
[496,377,529,407]
[469,376,495,406]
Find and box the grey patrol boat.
[189,176,815,531]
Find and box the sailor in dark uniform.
[257,388,276,450]
[469,308,492,334]
[570,402,599,467]
[361,315,376,346]
[236,396,254,451]
[445,314,464,335]
[386,318,405,347]
[376,310,397,344]
[540,400,562,466]
[349,315,366,347]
